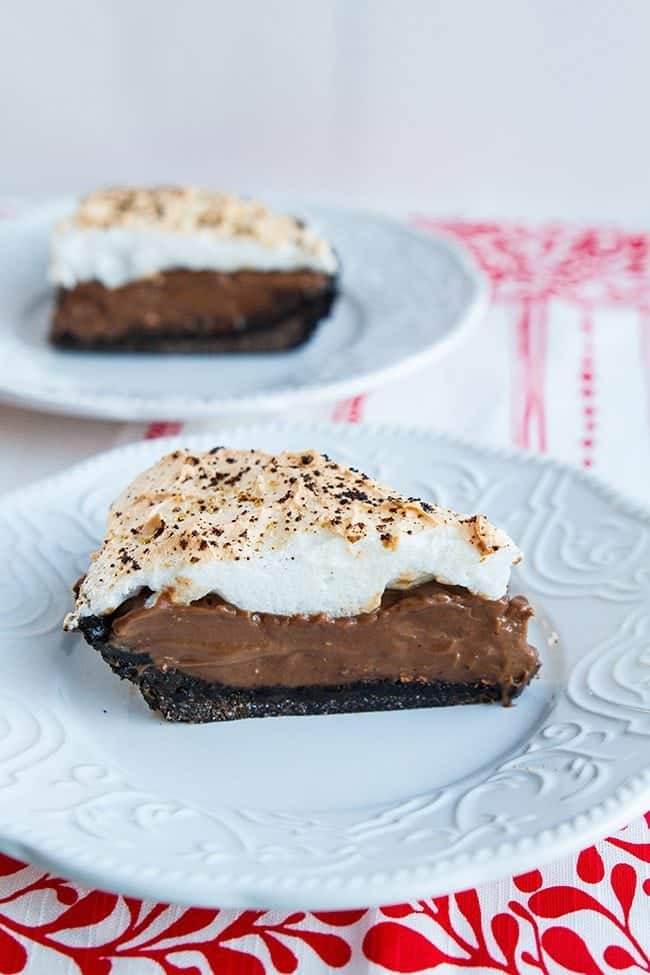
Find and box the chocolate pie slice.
[49,188,338,352]
[64,448,539,722]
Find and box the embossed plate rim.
[1,421,649,909]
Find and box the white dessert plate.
[1,421,649,909]
[0,200,486,420]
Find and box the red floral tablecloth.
[1,218,649,973]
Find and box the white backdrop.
[2,0,649,222]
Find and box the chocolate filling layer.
[50,268,337,352]
[81,581,538,701]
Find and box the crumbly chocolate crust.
[99,645,534,723]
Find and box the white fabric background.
[1,0,650,224]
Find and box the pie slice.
[49,187,338,352]
[64,448,539,722]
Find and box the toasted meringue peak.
[50,187,337,288]
[66,447,521,625]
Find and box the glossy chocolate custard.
[51,269,336,352]
[83,580,537,697]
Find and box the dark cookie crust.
[96,643,532,722]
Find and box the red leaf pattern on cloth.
[0,929,27,975]
[610,864,636,923]
[0,858,25,879]
[55,884,80,905]
[541,927,603,974]
[47,890,119,933]
[454,888,483,941]
[257,934,298,974]
[380,904,416,918]
[603,945,639,970]
[286,929,351,968]
[578,847,606,884]
[0,879,362,973]
[311,910,366,926]
[145,906,218,943]
[607,837,650,863]
[490,913,519,969]
[363,922,450,971]
[528,886,610,919]
[513,870,544,893]
[75,960,112,975]
[201,943,266,975]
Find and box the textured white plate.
[1,422,649,909]
[0,201,486,420]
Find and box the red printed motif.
[0,819,648,972]
[361,822,650,974]
[418,221,650,464]
[331,394,366,423]
[144,421,184,439]
[579,313,597,468]
[0,864,365,974]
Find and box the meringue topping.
[65,448,521,626]
[50,188,338,288]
